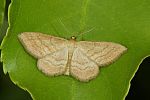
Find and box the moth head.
[70,28,95,40]
[71,36,77,40]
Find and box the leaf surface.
[1,0,150,100]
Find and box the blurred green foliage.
[0,65,32,100]
[0,0,5,42]
[0,0,32,100]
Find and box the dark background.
[0,0,150,100]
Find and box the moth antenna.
[50,22,61,37]
[58,18,70,34]
[77,27,95,38]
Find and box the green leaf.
[1,0,150,100]
[0,0,5,42]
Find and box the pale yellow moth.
[18,32,127,82]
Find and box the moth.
[18,32,127,82]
